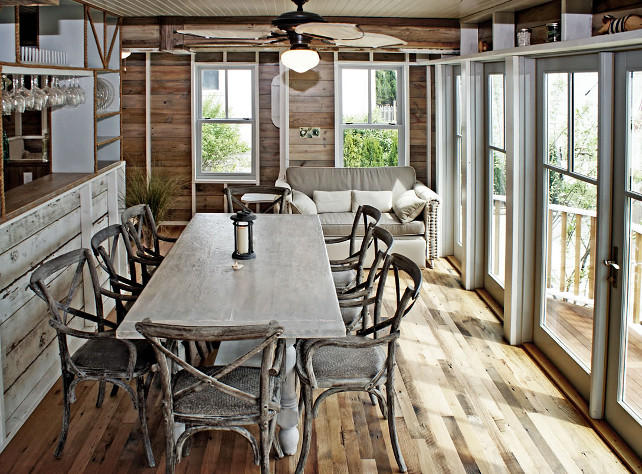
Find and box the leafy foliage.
[201,97,251,173]
[125,169,181,225]
[375,70,397,106]
[343,128,398,168]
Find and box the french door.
[605,50,642,453]
[484,62,506,305]
[534,55,600,399]
[534,50,642,450]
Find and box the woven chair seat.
[333,269,357,290]
[340,306,361,327]
[72,338,155,376]
[173,366,278,418]
[297,336,386,384]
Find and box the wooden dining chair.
[326,204,382,292]
[336,226,394,333]
[295,253,422,474]
[121,203,177,261]
[225,185,291,214]
[135,319,285,474]
[29,248,156,467]
[91,224,147,324]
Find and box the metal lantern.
[231,209,256,260]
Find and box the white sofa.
[277,166,440,268]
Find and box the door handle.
[604,248,620,288]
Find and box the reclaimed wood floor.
[0,255,630,473]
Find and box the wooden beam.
[159,16,184,51]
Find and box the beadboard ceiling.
[80,0,547,22]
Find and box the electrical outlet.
[299,127,321,138]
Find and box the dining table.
[116,212,346,455]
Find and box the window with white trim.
[337,64,405,167]
[193,64,258,182]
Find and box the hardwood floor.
[0,257,630,473]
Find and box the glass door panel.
[534,56,599,399]
[484,64,506,304]
[453,66,464,265]
[543,169,597,369]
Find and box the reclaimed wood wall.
[0,163,124,451]
[120,17,458,217]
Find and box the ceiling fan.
[176,0,406,73]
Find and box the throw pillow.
[291,190,317,215]
[393,190,427,223]
[313,190,352,213]
[351,190,393,213]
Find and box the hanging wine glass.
[1,75,13,116]
[75,77,86,105]
[30,76,46,111]
[17,75,35,110]
[11,75,26,113]
[50,76,66,107]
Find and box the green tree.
[201,97,251,172]
[375,70,397,106]
[343,127,398,168]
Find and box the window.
[337,65,405,168]
[193,64,258,182]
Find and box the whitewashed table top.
[116,213,345,340]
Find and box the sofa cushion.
[286,166,416,202]
[291,190,317,214]
[393,190,427,223]
[351,190,393,213]
[319,212,425,237]
[313,190,352,213]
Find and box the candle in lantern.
[236,225,249,254]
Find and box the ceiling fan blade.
[294,22,363,40]
[333,33,407,48]
[176,27,275,40]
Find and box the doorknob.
[604,247,620,288]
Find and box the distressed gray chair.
[29,248,156,467]
[225,185,291,214]
[121,203,177,261]
[295,253,422,473]
[135,319,285,474]
[327,204,382,292]
[91,224,148,324]
[337,226,394,333]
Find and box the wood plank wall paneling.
[258,52,281,186]
[289,52,334,168]
[593,0,642,14]
[428,66,436,190]
[0,165,123,448]
[409,65,427,184]
[149,53,192,222]
[122,53,146,170]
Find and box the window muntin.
[195,64,257,181]
[338,65,404,168]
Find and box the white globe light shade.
[281,48,319,73]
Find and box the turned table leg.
[278,339,299,455]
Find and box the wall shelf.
[426,28,642,65]
[96,111,120,119]
[96,136,121,147]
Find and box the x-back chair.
[295,253,422,473]
[29,248,156,467]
